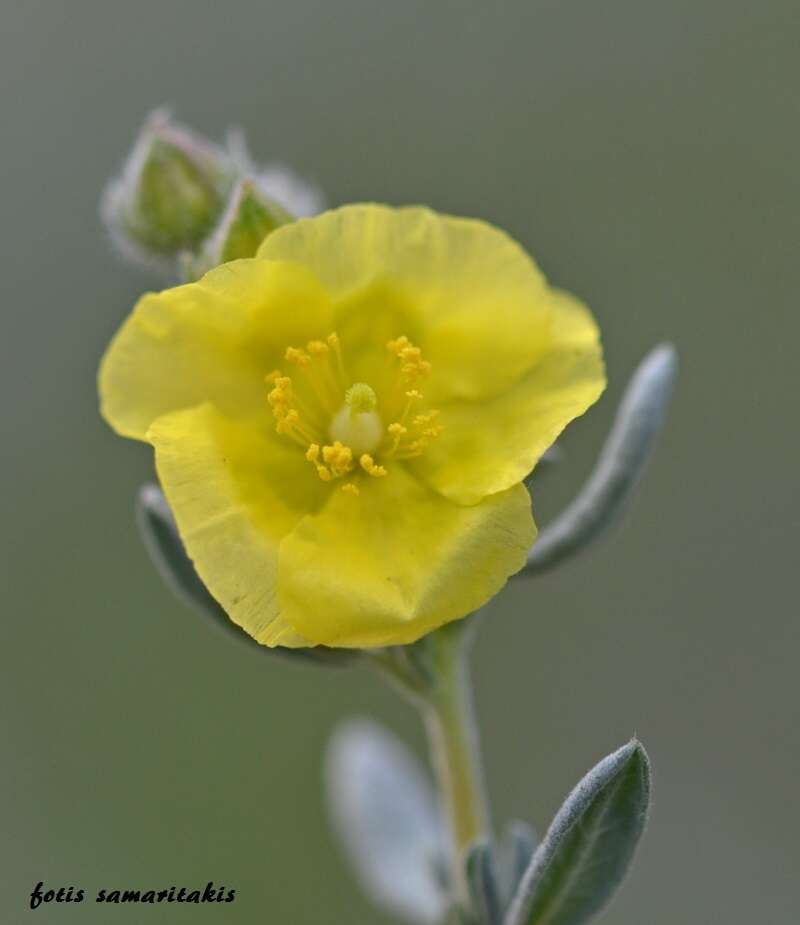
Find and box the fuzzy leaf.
[465,840,502,925]
[504,741,650,925]
[523,344,677,575]
[326,719,448,924]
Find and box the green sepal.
[505,740,651,925]
[182,179,293,280]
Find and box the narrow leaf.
[326,719,448,924]
[522,344,677,576]
[465,840,502,925]
[505,741,650,925]
[502,821,537,903]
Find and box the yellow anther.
[402,360,431,377]
[423,425,444,438]
[413,410,440,426]
[322,441,354,477]
[267,375,292,399]
[387,335,411,355]
[285,346,311,367]
[388,337,431,380]
[327,332,340,349]
[322,442,344,464]
[264,369,282,384]
[387,422,407,451]
[307,340,329,356]
[276,409,299,434]
[341,482,360,496]
[305,444,334,480]
[267,376,293,412]
[360,454,387,477]
[405,390,423,400]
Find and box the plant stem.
[422,621,491,897]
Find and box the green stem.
[422,621,491,895]
[368,618,492,905]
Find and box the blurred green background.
[2,1,798,921]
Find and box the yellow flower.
[99,205,605,648]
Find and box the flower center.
[330,384,383,455]
[265,333,443,495]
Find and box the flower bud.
[102,109,233,271]
[226,127,325,219]
[182,178,292,279]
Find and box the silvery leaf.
[504,741,650,925]
[326,719,449,924]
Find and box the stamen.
[322,441,354,478]
[307,340,329,356]
[360,454,387,477]
[386,336,410,355]
[387,337,431,381]
[283,340,338,415]
[304,338,343,399]
[396,439,425,458]
[327,332,347,387]
[285,346,311,367]
[305,443,331,480]
[387,421,407,454]
[269,331,441,490]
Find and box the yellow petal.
[411,290,606,504]
[99,258,333,440]
[258,204,554,401]
[148,404,329,647]
[276,466,535,648]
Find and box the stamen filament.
[327,332,348,389]
[286,345,337,416]
[269,331,441,495]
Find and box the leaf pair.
[326,721,650,925]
